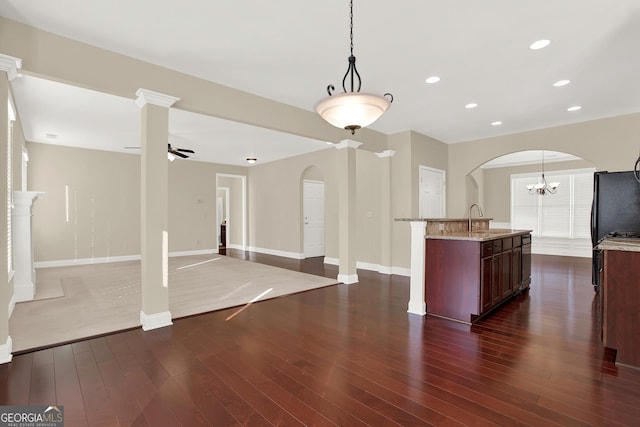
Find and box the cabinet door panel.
[492,255,502,305]
[501,250,512,298]
[481,256,493,313]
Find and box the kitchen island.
[424,229,532,324]
[595,237,640,370]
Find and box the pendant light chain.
[315,0,393,134]
[349,0,354,56]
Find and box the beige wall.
[27,142,245,262]
[448,113,640,217]
[389,131,449,269]
[247,147,338,257]
[482,159,595,223]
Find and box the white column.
[0,53,21,364]
[136,88,179,331]
[12,191,44,302]
[408,220,427,315]
[376,150,395,274]
[334,139,361,284]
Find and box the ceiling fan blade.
[176,148,195,153]
[173,151,189,158]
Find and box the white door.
[303,180,325,257]
[419,166,446,218]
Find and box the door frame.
[303,179,325,258]
[215,173,247,250]
[419,165,446,218]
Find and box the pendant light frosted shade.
[317,1,392,134]
[315,92,391,131]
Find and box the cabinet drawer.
[502,238,513,251]
[522,234,531,245]
[492,239,502,253]
[513,235,522,247]
[482,241,493,257]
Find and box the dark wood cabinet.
[600,248,640,369]
[425,233,531,324]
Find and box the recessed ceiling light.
[246,157,257,164]
[529,39,551,50]
[465,103,478,109]
[45,133,58,139]
[567,105,582,112]
[425,76,440,84]
[491,121,502,126]
[553,79,571,87]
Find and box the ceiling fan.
[124,143,195,160]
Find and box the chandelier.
[315,0,393,134]
[527,151,560,195]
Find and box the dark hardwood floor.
[1,251,639,426]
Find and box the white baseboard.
[324,257,338,265]
[140,310,173,331]
[338,273,359,284]
[34,249,218,269]
[390,267,411,277]
[323,257,409,276]
[0,336,12,364]
[169,249,217,257]
[13,281,35,302]
[247,246,305,259]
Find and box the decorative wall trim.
[247,246,305,260]
[533,237,591,258]
[334,139,362,150]
[140,310,172,331]
[0,53,22,80]
[34,249,218,269]
[8,294,15,318]
[375,149,396,158]
[0,336,12,364]
[338,273,359,285]
[135,88,180,108]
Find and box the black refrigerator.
[591,170,640,290]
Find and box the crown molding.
[334,139,363,150]
[135,88,180,108]
[375,149,396,158]
[0,54,22,81]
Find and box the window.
[511,168,595,238]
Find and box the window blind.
[511,168,595,238]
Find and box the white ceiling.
[3,0,640,165]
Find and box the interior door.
[303,180,325,258]
[419,166,446,218]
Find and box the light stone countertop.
[425,229,531,242]
[596,237,640,253]
[394,218,493,222]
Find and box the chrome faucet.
[468,203,484,232]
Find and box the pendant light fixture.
[527,151,560,195]
[315,0,393,134]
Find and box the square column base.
[140,310,173,331]
[0,336,12,364]
[338,273,359,285]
